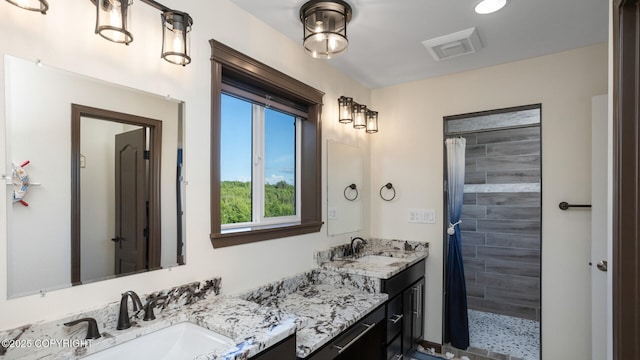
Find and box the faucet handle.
[143,296,168,321]
[64,317,101,340]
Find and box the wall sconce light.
[352,103,367,129]
[338,96,379,134]
[299,0,352,59]
[366,110,378,133]
[338,96,353,123]
[89,0,193,65]
[5,0,48,14]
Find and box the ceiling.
[227,0,609,89]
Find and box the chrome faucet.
[350,237,366,257]
[117,291,143,330]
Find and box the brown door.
[114,128,148,275]
[613,1,640,358]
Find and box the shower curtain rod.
[444,123,539,137]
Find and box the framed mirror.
[327,141,363,235]
[4,55,186,298]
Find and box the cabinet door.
[402,286,413,356]
[412,278,425,344]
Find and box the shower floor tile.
[469,309,540,360]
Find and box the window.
[220,92,301,229]
[210,39,324,248]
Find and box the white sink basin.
[84,322,235,360]
[355,255,403,266]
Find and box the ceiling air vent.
[421,27,483,61]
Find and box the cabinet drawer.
[386,335,402,360]
[386,294,403,343]
[381,259,425,299]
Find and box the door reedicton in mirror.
[4,55,186,298]
[327,141,363,235]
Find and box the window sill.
[210,221,323,248]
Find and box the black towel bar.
[559,201,592,210]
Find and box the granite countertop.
[0,279,297,360]
[239,270,388,358]
[316,238,429,279]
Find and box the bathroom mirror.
[4,55,186,298]
[327,141,363,235]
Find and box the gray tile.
[485,260,540,278]
[467,283,484,298]
[467,297,538,320]
[486,206,540,220]
[463,205,487,219]
[464,192,478,205]
[465,270,478,283]
[466,144,487,160]
[461,231,487,246]
[462,244,477,258]
[477,192,540,206]
[476,219,541,235]
[463,257,486,272]
[476,272,540,292]
[486,170,540,184]
[486,232,540,249]
[464,134,478,145]
[476,155,540,172]
[466,170,487,184]
[477,246,540,264]
[476,127,540,145]
[460,219,477,232]
[486,286,540,307]
[486,140,540,157]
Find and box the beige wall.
[370,43,607,357]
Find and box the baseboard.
[420,340,442,354]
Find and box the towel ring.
[344,184,358,201]
[379,183,396,201]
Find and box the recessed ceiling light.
[475,0,507,14]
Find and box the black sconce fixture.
[91,0,193,65]
[338,96,379,134]
[5,0,48,14]
[299,0,352,59]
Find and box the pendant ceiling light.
[299,0,352,59]
[5,0,48,14]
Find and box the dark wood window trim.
[70,104,162,285]
[612,1,640,358]
[209,39,324,248]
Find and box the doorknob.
[596,260,607,272]
[111,237,121,243]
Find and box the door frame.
[612,0,640,358]
[70,104,163,285]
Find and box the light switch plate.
[408,208,436,224]
[328,207,338,220]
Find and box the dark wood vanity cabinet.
[252,334,297,360]
[382,259,426,359]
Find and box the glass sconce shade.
[95,0,133,44]
[6,0,48,13]
[366,110,378,133]
[161,10,193,66]
[300,0,352,59]
[353,103,367,129]
[338,96,353,123]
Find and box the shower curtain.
[444,137,470,349]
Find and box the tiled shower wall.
[459,126,541,321]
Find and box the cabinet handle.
[389,314,403,324]
[394,355,403,360]
[332,323,375,354]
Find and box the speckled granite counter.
[239,270,388,358]
[0,278,296,360]
[315,238,429,279]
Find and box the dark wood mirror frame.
[70,104,163,285]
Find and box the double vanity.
[0,239,428,360]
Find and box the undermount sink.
[83,322,235,360]
[353,255,404,266]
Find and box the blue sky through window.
[221,93,296,185]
